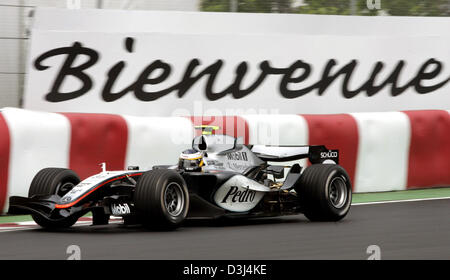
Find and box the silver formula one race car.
[8,126,352,230]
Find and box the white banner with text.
[24,8,450,116]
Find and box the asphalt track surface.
[0,199,448,259]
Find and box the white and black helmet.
[178,149,204,172]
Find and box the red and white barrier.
[404,110,450,189]
[123,115,194,171]
[0,107,449,213]
[0,109,72,214]
[350,112,411,193]
[300,114,359,189]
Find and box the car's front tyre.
[134,169,189,230]
[28,168,80,229]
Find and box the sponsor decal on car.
[213,175,268,212]
[320,151,338,158]
[110,203,131,215]
[226,162,252,172]
[226,152,248,161]
[221,186,256,203]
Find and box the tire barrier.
[0,107,448,213]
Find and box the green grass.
[0,214,34,223]
[1,187,449,224]
[352,187,450,203]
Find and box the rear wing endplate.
[251,145,339,164]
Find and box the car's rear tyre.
[295,164,352,222]
[134,169,189,230]
[28,168,80,229]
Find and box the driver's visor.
[179,157,203,170]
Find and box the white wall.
[0,2,31,107]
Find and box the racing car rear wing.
[251,145,339,164]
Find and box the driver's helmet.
[178,149,204,172]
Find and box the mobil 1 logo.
[111,203,131,215]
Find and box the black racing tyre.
[295,164,352,222]
[28,168,80,229]
[134,169,189,230]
